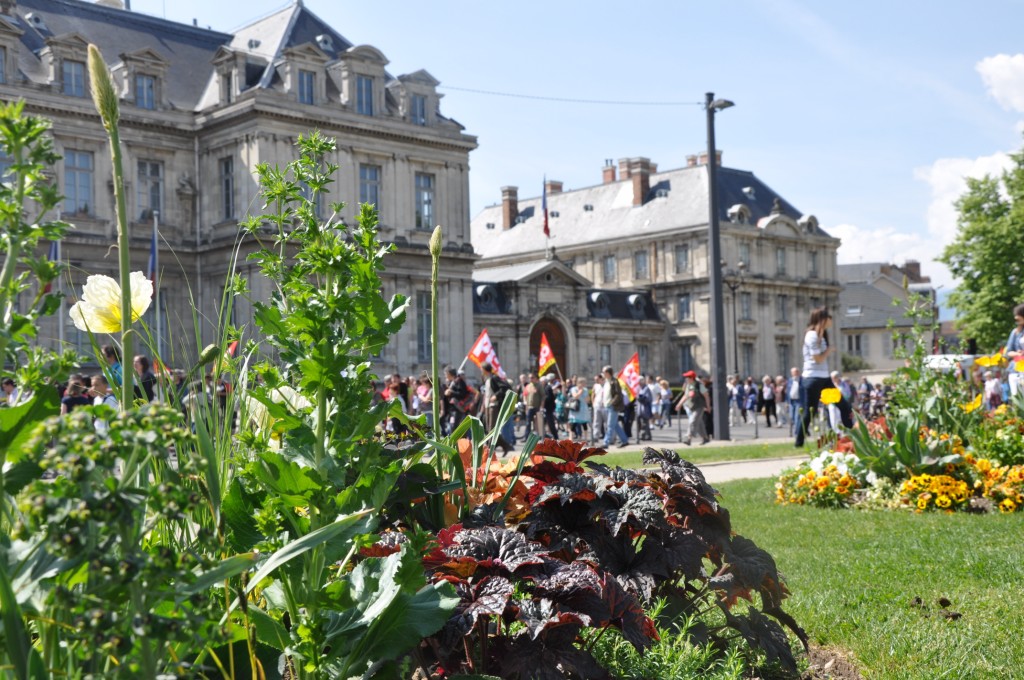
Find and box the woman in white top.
[795,307,853,446]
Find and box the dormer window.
[583,204,594,212]
[63,59,86,97]
[356,75,373,115]
[135,74,155,109]
[298,69,315,105]
[410,93,426,125]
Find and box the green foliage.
[724,476,1024,678]
[840,353,871,373]
[938,146,1024,350]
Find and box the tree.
[938,146,1024,351]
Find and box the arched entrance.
[530,317,567,378]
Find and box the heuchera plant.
[383,441,807,678]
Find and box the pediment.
[398,69,440,87]
[0,16,23,37]
[757,213,800,237]
[283,41,330,63]
[520,261,592,287]
[120,47,168,68]
[46,32,90,51]
[210,45,238,67]
[344,44,388,66]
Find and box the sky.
[131,0,1024,313]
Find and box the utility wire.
[438,85,703,107]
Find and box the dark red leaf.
[533,438,607,464]
[600,572,659,651]
[721,535,787,609]
[523,460,582,483]
[529,562,611,626]
[724,608,798,674]
[537,473,601,506]
[449,526,550,574]
[492,632,611,680]
[596,484,664,536]
[516,597,591,638]
[359,529,408,557]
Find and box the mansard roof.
[472,259,592,287]
[471,164,836,262]
[16,0,231,108]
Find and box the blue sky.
[135,0,1024,303]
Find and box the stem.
[0,138,27,363]
[430,227,441,438]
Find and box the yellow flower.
[838,474,854,487]
[975,459,992,473]
[999,498,1017,513]
[917,496,928,510]
[69,272,152,333]
[961,393,982,413]
[835,484,850,495]
[1015,360,1024,372]
[935,495,951,508]
[820,388,842,405]
[816,476,830,489]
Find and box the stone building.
[470,154,842,381]
[838,261,936,374]
[4,0,476,374]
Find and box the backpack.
[491,376,513,405]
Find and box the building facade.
[838,261,936,375]
[470,154,843,381]
[4,0,477,374]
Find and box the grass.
[596,442,797,469]
[717,477,1024,680]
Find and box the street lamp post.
[723,262,746,376]
[706,92,734,441]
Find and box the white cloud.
[977,54,1024,112]
[833,223,947,283]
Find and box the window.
[777,294,789,323]
[602,254,617,283]
[135,74,156,109]
[775,247,786,275]
[219,156,234,220]
[416,291,432,363]
[600,344,611,365]
[738,242,751,267]
[741,343,755,378]
[637,344,649,369]
[674,243,690,274]
[356,75,373,115]
[137,160,163,220]
[298,69,315,105]
[777,342,791,375]
[414,172,434,230]
[634,250,649,279]
[846,305,862,316]
[410,93,427,125]
[810,296,821,311]
[0,152,11,178]
[63,60,86,97]
[299,181,324,218]
[359,164,381,210]
[679,342,694,372]
[0,47,6,85]
[64,150,93,215]
[846,333,863,357]
[740,292,752,320]
[677,294,691,322]
[221,71,233,103]
[809,251,819,278]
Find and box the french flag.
[542,176,549,238]
[147,230,157,285]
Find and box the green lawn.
[718,478,1024,679]
[596,442,796,469]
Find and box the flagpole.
[153,210,161,363]
[56,210,64,347]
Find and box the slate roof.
[471,259,591,287]
[471,165,830,261]
[839,282,915,330]
[17,0,232,110]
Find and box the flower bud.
[87,45,119,129]
[429,225,442,258]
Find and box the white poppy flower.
[69,272,153,334]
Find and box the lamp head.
[709,98,735,112]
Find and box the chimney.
[695,150,723,166]
[686,154,698,167]
[0,0,16,14]
[628,157,651,206]
[545,179,563,195]
[903,260,922,282]
[602,159,616,184]
[618,158,631,180]
[649,162,658,174]
[501,186,518,230]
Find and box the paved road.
[515,414,805,483]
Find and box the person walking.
[567,376,591,441]
[1004,303,1024,397]
[795,307,853,447]
[675,370,709,445]
[525,373,544,438]
[761,375,777,428]
[785,367,802,436]
[591,373,607,443]
[601,366,629,448]
[542,375,559,440]
[635,376,653,441]
[774,376,788,429]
